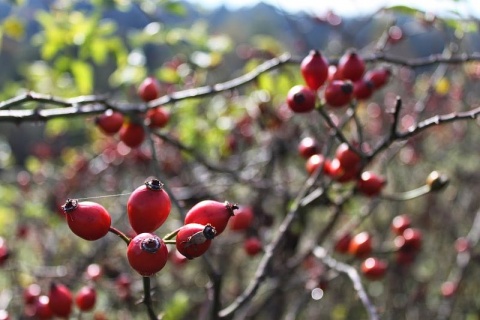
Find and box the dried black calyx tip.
[293,92,306,104]
[203,224,217,240]
[225,201,239,216]
[341,81,354,94]
[62,199,79,213]
[145,178,164,191]
[427,171,449,192]
[141,237,161,253]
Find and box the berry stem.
[162,228,181,241]
[163,239,176,245]
[379,184,431,201]
[142,276,158,320]
[108,227,131,245]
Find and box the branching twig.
[313,247,379,320]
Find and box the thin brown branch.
[142,276,158,320]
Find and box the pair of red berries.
[125,179,172,276]
[95,77,170,148]
[391,214,422,265]
[175,200,238,259]
[287,50,391,112]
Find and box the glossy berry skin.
[0,237,9,266]
[353,79,374,100]
[300,50,329,90]
[95,110,124,135]
[391,214,411,235]
[119,122,145,148]
[138,76,161,102]
[324,80,354,108]
[48,283,73,318]
[34,295,53,319]
[298,137,320,159]
[244,237,263,256]
[335,143,361,172]
[229,206,254,231]
[127,233,168,276]
[334,232,352,254]
[365,67,391,89]
[146,107,170,128]
[401,228,422,252]
[127,179,171,234]
[305,154,326,176]
[337,50,365,82]
[356,171,386,197]
[23,283,41,305]
[184,200,238,235]
[75,286,96,312]
[286,85,317,113]
[361,257,388,280]
[348,232,372,258]
[176,223,216,259]
[62,200,111,241]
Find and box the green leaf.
[165,2,187,16]
[387,5,424,16]
[70,60,93,94]
[163,291,190,320]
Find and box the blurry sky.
[186,0,480,17]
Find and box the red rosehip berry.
[229,206,255,231]
[335,143,361,172]
[127,179,171,234]
[119,122,145,148]
[176,223,216,259]
[48,283,73,318]
[0,237,10,266]
[95,110,124,135]
[184,200,238,235]
[287,85,317,113]
[23,283,41,305]
[170,249,188,266]
[146,107,170,128]
[356,171,386,197]
[364,67,391,89]
[127,233,169,276]
[305,154,326,176]
[138,76,161,102]
[353,79,374,100]
[34,295,53,319]
[300,50,329,90]
[348,231,372,258]
[361,257,388,280]
[324,80,354,108]
[391,214,411,235]
[298,137,321,159]
[401,228,422,252]
[62,200,111,241]
[75,285,96,312]
[244,237,263,256]
[337,50,365,82]
[334,232,352,254]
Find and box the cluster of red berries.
[299,137,386,196]
[21,282,96,319]
[333,214,423,281]
[391,214,422,265]
[62,178,238,277]
[95,77,170,148]
[287,49,391,113]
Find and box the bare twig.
[313,247,379,320]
